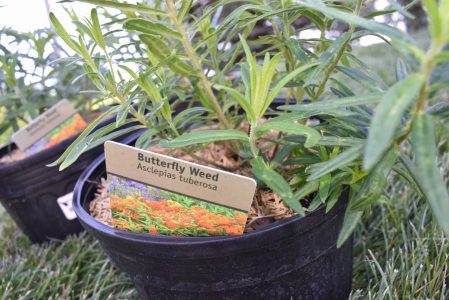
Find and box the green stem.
[249,123,259,159]
[416,45,438,113]
[165,0,232,130]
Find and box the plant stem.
[416,45,438,113]
[249,123,259,159]
[165,0,232,130]
[314,0,363,100]
[396,38,444,143]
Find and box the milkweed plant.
[49,0,449,246]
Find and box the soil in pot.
[73,131,353,300]
[0,113,135,243]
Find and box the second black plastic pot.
[73,132,354,300]
[0,117,138,243]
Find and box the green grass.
[1,164,448,299]
[0,207,137,299]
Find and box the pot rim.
[73,141,346,246]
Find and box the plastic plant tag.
[57,192,77,220]
[12,99,87,155]
[104,141,257,237]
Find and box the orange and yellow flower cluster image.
[108,174,247,237]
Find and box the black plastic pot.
[73,132,353,300]
[0,118,138,243]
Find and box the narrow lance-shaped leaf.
[265,62,319,113]
[337,210,362,248]
[308,144,364,181]
[336,66,387,92]
[139,34,195,77]
[421,0,442,40]
[47,106,118,169]
[395,58,408,81]
[294,0,413,43]
[411,113,449,237]
[279,93,382,111]
[214,84,255,123]
[363,74,424,169]
[90,9,106,50]
[160,130,249,148]
[49,13,80,53]
[255,119,321,148]
[350,149,396,210]
[178,0,193,21]
[124,19,181,40]
[318,174,331,203]
[251,157,305,216]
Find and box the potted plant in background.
[49,0,448,298]
[0,25,141,243]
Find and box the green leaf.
[47,106,118,169]
[266,62,319,108]
[85,125,145,152]
[285,38,309,64]
[295,0,413,43]
[178,0,193,20]
[421,0,442,40]
[160,130,249,148]
[394,154,423,196]
[326,185,343,213]
[59,121,141,171]
[90,9,106,50]
[125,19,181,39]
[318,174,331,203]
[173,107,212,126]
[135,127,161,150]
[279,93,382,111]
[426,102,449,118]
[395,58,408,81]
[255,119,321,148]
[251,157,305,216]
[49,13,80,53]
[350,149,396,210]
[337,66,387,92]
[214,84,255,122]
[411,113,449,237]
[363,74,424,169]
[139,34,194,76]
[293,180,320,204]
[116,98,133,127]
[308,144,364,181]
[337,210,362,248]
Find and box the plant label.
[12,99,87,154]
[104,141,257,236]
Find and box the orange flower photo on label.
[107,174,248,237]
